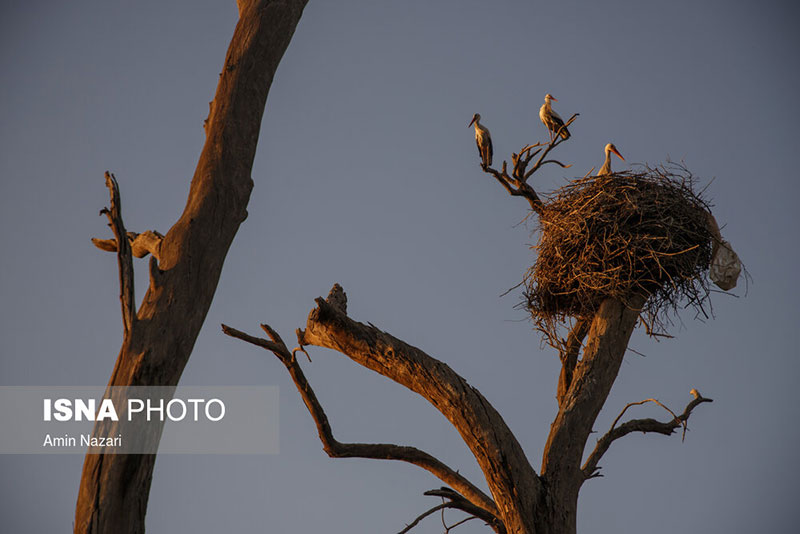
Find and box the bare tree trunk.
[74,2,307,533]
[538,295,647,533]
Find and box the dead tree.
[225,115,714,534]
[75,2,307,533]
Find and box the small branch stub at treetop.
[97,172,136,336]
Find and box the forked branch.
[295,285,542,533]
[478,114,578,214]
[221,322,502,525]
[582,390,713,480]
[519,113,578,182]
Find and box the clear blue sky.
[1,1,798,533]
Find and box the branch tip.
[98,172,136,337]
[582,392,713,480]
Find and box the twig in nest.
[524,163,715,342]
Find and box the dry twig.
[525,163,715,342]
[398,487,504,534]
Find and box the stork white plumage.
[598,143,625,175]
[468,113,493,168]
[539,94,570,141]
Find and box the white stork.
[539,94,570,141]
[468,113,493,168]
[598,143,625,175]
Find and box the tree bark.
[74,2,307,533]
[539,294,647,533]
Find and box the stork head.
[544,93,557,103]
[468,113,481,127]
[605,143,625,161]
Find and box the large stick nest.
[525,163,714,336]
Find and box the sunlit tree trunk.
[74,2,307,532]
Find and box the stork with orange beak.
[539,94,570,141]
[598,143,625,175]
[468,113,493,168]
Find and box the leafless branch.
[582,390,713,480]
[445,515,478,532]
[423,488,506,534]
[221,322,502,524]
[639,315,675,339]
[522,113,579,182]
[398,503,454,534]
[98,172,136,336]
[483,160,545,214]
[476,114,578,214]
[294,285,543,532]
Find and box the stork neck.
[599,153,612,175]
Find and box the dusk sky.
[1,1,798,533]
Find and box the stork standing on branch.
[598,143,625,175]
[539,93,571,141]
[468,113,493,169]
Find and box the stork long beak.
[611,146,625,160]
[468,116,477,127]
[551,96,558,102]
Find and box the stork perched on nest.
[468,113,493,168]
[539,94,570,141]
[598,143,625,175]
